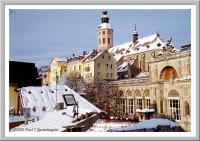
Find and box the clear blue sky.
[9,9,191,68]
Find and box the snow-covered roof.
[110,118,179,132]
[54,57,67,62]
[102,15,109,18]
[67,54,91,63]
[86,119,136,132]
[84,51,104,62]
[19,84,100,118]
[10,84,101,132]
[136,71,150,78]
[136,109,155,113]
[174,75,191,82]
[117,57,137,73]
[109,34,166,60]
[10,108,98,132]
[98,23,112,29]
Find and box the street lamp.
[54,70,58,111]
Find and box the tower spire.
[135,24,137,31]
[98,10,113,51]
[133,24,139,42]
[101,10,109,23]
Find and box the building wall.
[123,49,162,74]
[67,61,84,77]
[50,59,66,84]
[43,67,51,85]
[83,61,94,79]
[98,28,113,51]
[9,84,19,109]
[94,51,117,80]
[111,50,191,131]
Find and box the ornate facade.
[109,43,191,132]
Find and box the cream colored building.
[66,49,118,81]
[109,44,191,132]
[50,57,67,84]
[83,49,117,80]
[66,51,88,77]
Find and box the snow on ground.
[86,119,136,132]
[109,118,179,132]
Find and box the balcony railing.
[107,78,149,85]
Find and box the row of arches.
[116,89,190,119]
[118,89,179,98]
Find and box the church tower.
[133,24,139,42]
[97,10,113,51]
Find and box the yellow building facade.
[66,50,117,81]
[50,58,67,84]
[83,50,117,80]
[9,83,19,109]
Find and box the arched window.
[135,90,142,110]
[103,38,106,44]
[168,89,180,120]
[108,38,110,44]
[144,90,150,109]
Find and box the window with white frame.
[103,38,106,44]
[70,66,72,71]
[110,64,113,69]
[106,73,109,78]
[169,99,181,120]
[146,99,150,109]
[137,99,142,110]
[111,73,113,78]
[108,56,111,60]
[121,98,126,113]
[128,99,133,114]
[102,55,104,59]
[106,64,109,69]
[97,72,101,78]
[74,66,76,71]
[98,63,100,67]
[79,65,81,70]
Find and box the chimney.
[92,49,95,54]
[72,54,75,57]
[83,51,86,55]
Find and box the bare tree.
[65,74,121,117]
[82,76,122,117]
[65,72,84,93]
